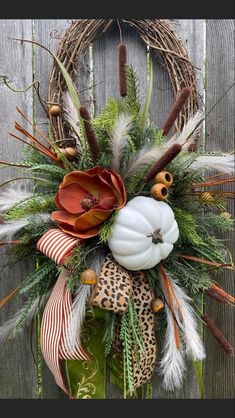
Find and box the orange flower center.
[80,194,98,211]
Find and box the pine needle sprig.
[5,194,56,220]
[120,313,134,394]
[123,65,140,116]
[102,312,117,356]
[127,298,143,354]
[19,262,57,294]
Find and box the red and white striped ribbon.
[37,228,78,265]
[40,270,91,396]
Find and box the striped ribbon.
[40,270,91,396]
[37,228,78,265]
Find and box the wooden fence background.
[0,19,234,399]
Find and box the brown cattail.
[118,43,127,97]
[205,283,235,306]
[144,144,182,184]
[79,105,100,162]
[162,87,191,136]
[202,314,234,356]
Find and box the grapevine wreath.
[0,19,234,399]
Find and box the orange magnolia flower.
[51,166,126,238]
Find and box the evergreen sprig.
[19,261,57,294]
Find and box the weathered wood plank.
[204,19,234,399]
[150,19,205,131]
[151,19,206,399]
[33,18,91,399]
[33,19,70,399]
[0,19,233,400]
[93,20,147,115]
[0,19,36,399]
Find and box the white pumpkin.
[108,196,179,271]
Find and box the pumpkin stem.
[147,228,163,244]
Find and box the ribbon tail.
[40,270,90,396]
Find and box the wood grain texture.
[0,19,36,399]
[151,20,205,399]
[0,19,234,399]
[204,19,234,399]
[33,19,70,399]
[93,20,147,115]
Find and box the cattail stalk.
[162,87,191,136]
[192,177,235,188]
[144,144,182,184]
[202,314,234,356]
[79,106,100,162]
[205,283,235,306]
[118,43,127,97]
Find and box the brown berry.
[64,147,78,161]
[49,105,61,117]
[151,183,168,201]
[154,171,173,187]
[221,212,232,219]
[151,298,164,313]
[80,269,97,286]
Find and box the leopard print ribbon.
[89,255,157,388]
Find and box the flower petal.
[102,170,126,208]
[58,184,87,214]
[59,223,100,238]
[110,171,126,208]
[51,211,78,226]
[55,192,66,211]
[62,171,99,195]
[74,208,113,232]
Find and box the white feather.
[169,279,206,361]
[0,213,51,241]
[64,250,106,353]
[0,185,32,213]
[111,113,132,171]
[62,91,81,141]
[124,145,165,179]
[0,298,39,343]
[190,154,235,173]
[167,111,204,149]
[124,111,204,179]
[159,273,205,390]
[160,304,186,390]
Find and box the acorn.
[151,183,168,201]
[150,298,164,313]
[56,147,67,161]
[220,211,232,219]
[64,147,78,161]
[154,171,173,187]
[80,269,97,285]
[49,104,61,117]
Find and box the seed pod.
[151,183,168,201]
[80,269,97,286]
[49,105,61,117]
[150,298,164,313]
[220,211,232,219]
[64,147,78,161]
[144,144,182,184]
[154,171,173,187]
[56,148,67,161]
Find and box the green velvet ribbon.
[65,307,107,399]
